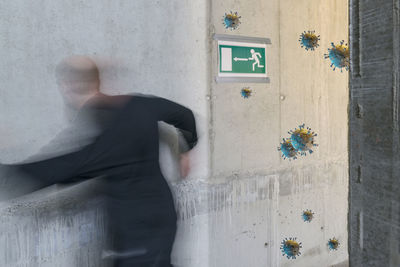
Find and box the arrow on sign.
[234,57,249,61]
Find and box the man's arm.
[152,97,198,152]
[3,146,89,186]
[150,97,198,178]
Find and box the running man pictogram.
[233,48,264,71]
[249,49,264,71]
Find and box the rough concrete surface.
[349,0,400,266]
[209,0,349,266]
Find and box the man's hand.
[179,152,191,178]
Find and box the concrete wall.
[0,0,349,266]
[0,0,209,179]
[0,180,109,267]
[0,1,210,266]
[349,0,400,266]
[207,0,349,266]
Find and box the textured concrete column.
[349,0,400,266]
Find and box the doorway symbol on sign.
[233,49,264,71]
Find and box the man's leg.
[113,225,177,267]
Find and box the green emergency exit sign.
[219,45,266,74]
[217,40,268,80]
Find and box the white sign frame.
[214,34,271,83]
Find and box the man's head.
[55,56,100,108]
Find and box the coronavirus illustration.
[289,124,318,156]
[302,209,314,222]
[278,138,298,160]
[280,237,302,259]
[328,238,340,250]
[279,124,318,160]
[324,40,349,72]
[222,11,241,30]
[299,31,320,51]
[241,87,252,98]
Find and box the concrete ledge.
[0,178,105,217]
[0,178,109,267]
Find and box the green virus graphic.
[299,31,320,51]
[302,209,314,222]
[289,124,318,156]
[328,238,340,251]
[278,138,298,160]
[241,87,252,98]
[223,11,241,30]
[324,40,349,72]
[280,237,302,259]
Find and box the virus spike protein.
[328,238,340,251]
[280,237,302,259]
[324,40,349,72]
[241,87,252,98]
[278,138,298,160]
[278,124,318,160]
[302,209,314,223]
[222,11,241,30]
[289,124,318,156]
[299,31,320,51]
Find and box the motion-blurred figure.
[3,56,197,267]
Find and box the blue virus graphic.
[289,124,318,156]
[241,87,252,98]
[302,209,314,222]
[328,238,340,251]
[223,11,241,30]
[280,237,302,259]
[278,138,298,160]
[324,40,349,72]
[278,124,318,160]
[299,31,320,51]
